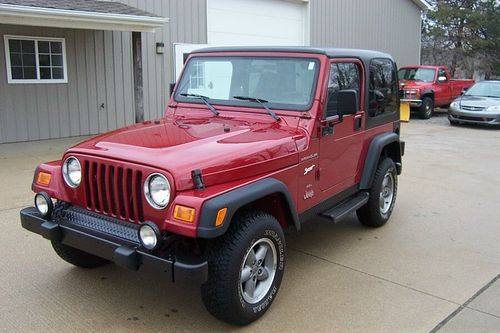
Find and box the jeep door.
[318,59,365,192]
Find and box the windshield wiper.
[233,96,280,121]
[180,93,219,116]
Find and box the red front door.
[318,59,365,193]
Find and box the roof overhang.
[0,3,168,32]
[412,0,432,10]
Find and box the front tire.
[51,241,109,268]
[357,158,398,227]
[201,211,286,325]
[418,97,434,119]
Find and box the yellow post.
[400,102,410,122]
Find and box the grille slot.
[82,159,144,222]
[457,115,494,122]
[461,105,485,111]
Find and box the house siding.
[0,0,207,143]
[309,0,422,67]
[117,0,207,122]
[0,25,136,143]
[1,0,423,143]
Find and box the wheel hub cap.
[239,238,277,304]
[379,172,394,214]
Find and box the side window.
[326,62,360,118]
[438,69,448,82]
[368,58,397,117]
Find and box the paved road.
[1,113,499,332]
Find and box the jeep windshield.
[398,68,435,83]
[174,56,320,111]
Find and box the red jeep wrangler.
[21,47,404,325]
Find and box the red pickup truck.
[398,65,474,119]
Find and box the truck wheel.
[418,97,434,119]
[51,241,108,268]
[201,211,286,325]
[357,158,397,227]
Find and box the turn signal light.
[36,172,52,186]
[215,208,227,227]
[173,205,195,223]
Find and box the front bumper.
[448,108,500,126]
[20,206,208,285]
[400,99,422,108]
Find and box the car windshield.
[174,56,319,111]
[398,68,435,83]
[464,81,500,98]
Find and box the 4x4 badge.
[304,164,315,175]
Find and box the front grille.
[461,105,485,111]
[60,206,140,243]
[82,159,144,223]
[400,89,419,100]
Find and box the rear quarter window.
[368,58,398,117]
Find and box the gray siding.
[309,0,422,67]
[0,25,135,143]
[0,0,207,143]
[115,0,207,122]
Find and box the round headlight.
[35,192,53,217]
[138,222,161,250]
[62,157,81,188]
[144,173,171,209]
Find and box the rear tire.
[201,211,286,325]
[418,97,434,119]
[357,158,398,227]
[51,241,109,268]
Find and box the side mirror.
[169,82,176,96]
[337,90,359,118]
[437,76,447,83]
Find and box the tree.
[421,0,500,78]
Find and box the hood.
[66,110,304,191]
[455,95,500,109]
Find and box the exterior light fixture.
[156,42,164,54]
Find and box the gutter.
[0,4,168,32]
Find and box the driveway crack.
[429,273,500,332]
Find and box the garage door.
[207,0,308,46]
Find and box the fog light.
[138,221,162,250]
[35,192,53,217]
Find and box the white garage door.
[207,0,308,46]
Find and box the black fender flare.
[359,132,401,190]
[197,178,300,239]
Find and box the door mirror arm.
[320,116,341,137]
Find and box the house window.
[189,61,205,89]
[4,35,67,84]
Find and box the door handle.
[354,115,363,131]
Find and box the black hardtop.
[190,46,395,63]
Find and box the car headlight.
[144,173,171,209]
[62,157,81,188]
[450,101,459,109]
[485,105,500,112]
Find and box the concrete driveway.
[1,114,499,332]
